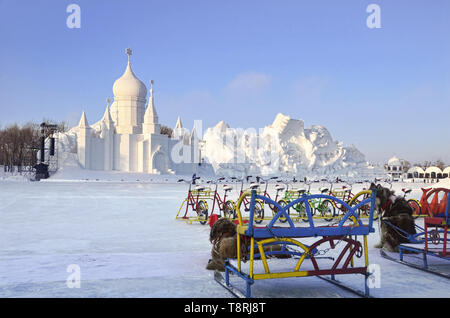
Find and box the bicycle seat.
[223,185,233,192]
[320,188,329,194]
[298,189,306,195]
[402,188,412,194]
[249,183,260,190]
[194,185,206,191]
[275,184,286,191]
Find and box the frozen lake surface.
[0,180,449,298]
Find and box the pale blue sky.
[0,0,449,164]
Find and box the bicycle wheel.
[333,202,346,219]
[276,199,290,223]
[254,201,264,224]
[359,200,379,221]
[224,200,236,219]
[196,200,209,225]
[311,200,323,220]
[268,199,276,212]
[360,202,370,218]
[320,199,336,222]
[297,201,313,223]
[408,199,421,219]
[373,209,379,221]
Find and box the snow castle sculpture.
[68,48,202,175]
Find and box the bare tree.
[434,159,446,171]
[0,120,63,170]
[160,125,173,138]
[41,118,68,136]
[402,160,411,173]
[415,161,433,169]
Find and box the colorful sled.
[381,191,450,279]
[215,189,377,298]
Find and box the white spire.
[144,80,158,124]
[175,116,182,129]
[173,116,185,140]
[150,79,154,97]
[142,80,161,135]
[101,99,114,129]
[190,126,198,143]
[78,111,89,128]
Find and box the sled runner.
[380,248,450,279]
[215,189,377,298]
[214,270,246,298]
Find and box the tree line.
[414,160,447,171]
[0,121,173,172]
[0,120,67,172]
[392,159,447,173]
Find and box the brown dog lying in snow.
[206,217,290,272]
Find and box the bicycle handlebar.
[231,175,254,182]
[257,176,278,183]
[178,179,193,184]
[178,176,201,184]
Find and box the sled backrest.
[430,192,440,216]
[235,189,377,239]
[421,188,450,217]
[439,192,448,215]
[445,195,450,222]
[437,192,450,220]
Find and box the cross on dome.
[126,48,132,59]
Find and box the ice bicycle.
[205,177,236,219]
[175,177,211,225]
[214,188,378,298]
[272,178,336,223]
[228,176,265,224]
[380,188,450,278]
[316,180,380,222]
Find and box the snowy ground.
[0,177,449,298]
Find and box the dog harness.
[382,195,399,214]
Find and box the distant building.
[444,167,450,178]
[406,165,450,180]
[384,156,408,179]
[424,166,443,179]
[406,166,425,179]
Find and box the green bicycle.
[277,179,335,223]
[275,179,307,223]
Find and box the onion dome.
[112,48,147,100]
